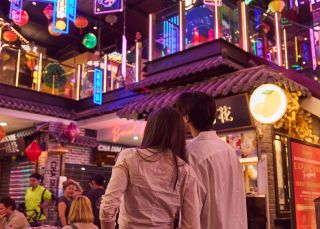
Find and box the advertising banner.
[289,140,320,229]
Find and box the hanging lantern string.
[0,17,29,44]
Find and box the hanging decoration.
[0,126,6,141]
[43,63,67,88]
[43,4,54,21]
[105,14,118,25]
[52,0,77,34]
[48,22,62,36]
[25,140,42,161]
[3,30,18,43]
[64,123,80,143]
[74,16,88,34]
[13,10,29,26]
[26,59,36,71]
[268,0,286,13]
[94,0,124,14]
[48,144,69,155]
[82,33,97,49]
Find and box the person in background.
[25,172,52,226]
[62,195,98,229]
[100,107,200,229]
[57,179,83,227]
[86,174,106,228]
[0,197,29,229]
[176,92,248,229]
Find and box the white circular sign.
[249,84,287,124]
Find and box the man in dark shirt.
[86,174,105,228]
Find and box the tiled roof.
[118,65,311,118]
[127,56,244,91]
[0,94,73,119]
[76,94,143,120]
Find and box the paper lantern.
[0,126,6,141]
[13,10,29,26]
[82,33,97,49]
[25,141,42,161]
[268,0,285,13]
[3,31,17,42]
[55,20,66,31]
[249,84,287,124]
[48,22,61,36]
[105,14,118,25]
[64,123,80,143]
[74,16,88,30]
[43,4,54,21]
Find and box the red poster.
[291,141,320,229]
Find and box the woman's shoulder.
[116,148,138,162]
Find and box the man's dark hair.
[0,197,16,210]
[175,92,217,131]
[30,173,43,181]
[90,174,105,186]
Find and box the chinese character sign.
[94,0,124,14]
[93,68,103,105]
[9,0,24,22]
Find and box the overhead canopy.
[118,65,311,119]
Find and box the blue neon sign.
[93,68,103,105]
[9,0,24,22]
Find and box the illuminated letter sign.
[93,68,103,105]
[9,0,24,23]
[94,0,124,14]
[52,0,77,34]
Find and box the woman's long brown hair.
[141,106,187,190]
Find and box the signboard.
[43,154,61,222]
[93,143,128,165]
[94,0,124,15]
[0,134,25,155]
[9,0,23,22]
[214,94,254,132]
[289,140,320,229]
[93,68,103,105]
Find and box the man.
[176,92,247,229]
[25,173,52,226]
[0,197,29,229]
[86,174,106,228]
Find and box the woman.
[100,107,200,229]
[56,179,83,227]
[62,195,98,229]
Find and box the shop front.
[116,39,320,229]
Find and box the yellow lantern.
[55,20,66,31]
[268,0,286,13]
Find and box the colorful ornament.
[0,126,6,141]
[43,63,67,88]
[74,16,88,34]
[25,51,37,60]
[13,10,29,26]
[64,123,80,143]
[82,33,97,49]
[3,31,18,42]
[55,19,67,31]
[268,0,285,13]
[43,4,54,21]
[25,140,42,161]
[48,22,61,36]
[26,59,36,71]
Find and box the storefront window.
[273,134,291,217]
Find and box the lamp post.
[268,0,285,67]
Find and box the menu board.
[0,134,25,155]
[289,140,320,229]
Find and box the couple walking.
[100,92,248,229]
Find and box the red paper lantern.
[74,16,88,34]
[13,10,29,26]
[43,4,54,21]
[0,126,6,141]
[64,123,80,143]
[25,141,42,161]
[3,31,17,42]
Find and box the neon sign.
[52,0,78,34]
[9,0,24,23]
[93,68,103,105]
[94,0,123,15]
